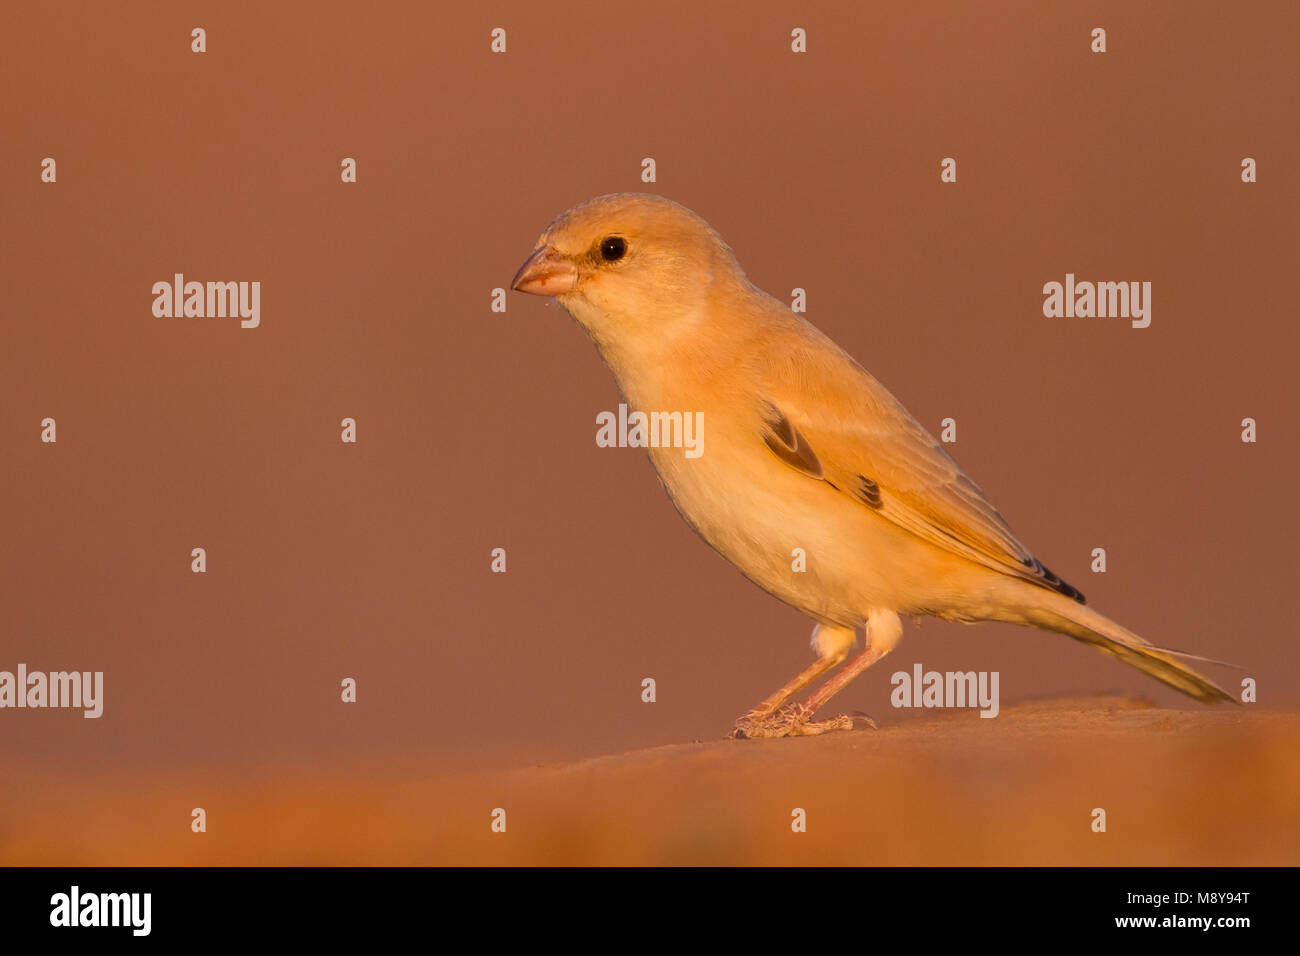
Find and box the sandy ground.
[3,698,1296,866]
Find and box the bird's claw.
[729,703,875,739]
[847,710,878,731]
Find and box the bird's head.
[511,193,749,353]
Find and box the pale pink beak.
[511,246,578,296]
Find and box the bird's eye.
[600,236,627,262]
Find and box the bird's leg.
[730,623,855,739]
[731,655,840,726]
[731,611,903,739]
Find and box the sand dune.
[3,698,1295,866]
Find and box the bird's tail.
[1008,590,1236,704]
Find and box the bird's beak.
[511,246,578,296]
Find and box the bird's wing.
[756,333,1084,602]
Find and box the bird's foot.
[728,703,876,740]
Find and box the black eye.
[600,236,627,261]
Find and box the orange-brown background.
[1,1,1296,850]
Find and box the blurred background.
[0,1,1295,863]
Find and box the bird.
[510,193,1234,738]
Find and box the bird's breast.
[632,393,877,625]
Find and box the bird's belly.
[645,434,926,626]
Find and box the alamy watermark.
[0,664,103,718]
[152,274,260,328]
[596,402,703,458]
[891,663,999,718]
[50,886,150,936]
[1042,273,1151,328]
